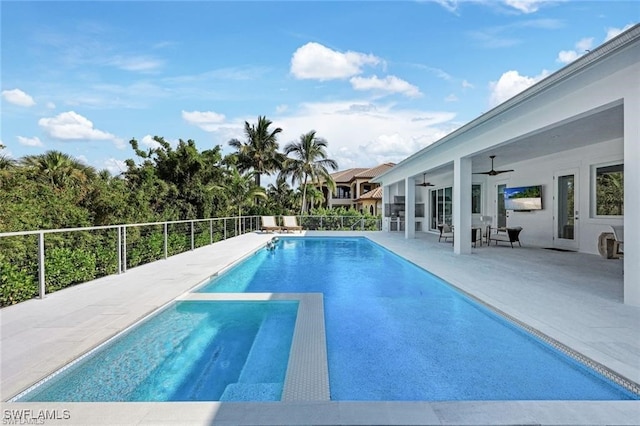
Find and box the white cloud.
[141,134,162,149]
[38,111,117,141]
[46,102,56,109]
[103,158,127,175]
[462,80,474,89]
[504,0,545,14]
[107,55,164,72]
[489,70,549,107]
[17,136,43,147]
[266,100,457,168]
[182,110,227,132]
[350,75,422,98]
[605,24,635,42]
[556,37,594,64]
[445,94,458,102]
[290,42,381,81]
[2,88,36,107]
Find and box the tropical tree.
[266,175,296,214]
[126,137,226,220]
[20,150,96,189]
[281,131,338,214]
[213,166,267,234]
[227,116,284,188]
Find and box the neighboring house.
[319,163,395,214]
[372,25,639,306]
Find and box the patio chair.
[282,216,303,233]
[438,224,454,242]
[260,216,281,233]
[488,226,522,248]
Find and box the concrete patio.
[1,230,638,425]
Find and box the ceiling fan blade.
[472,172,492,175]
[494,169,515,174]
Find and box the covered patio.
[373,24,639,306]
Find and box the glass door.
[430,187,452,230]
[492,181,509,230]
[555,169,579,250]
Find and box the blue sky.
[1,1,638,179]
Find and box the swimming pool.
[14,236,638,403]
[199,237,638,401]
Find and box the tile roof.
[357,186,383,200]
[354,162,395,179]
[329,163,395,184]
[331,168,368,183]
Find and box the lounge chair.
[261,216,281,233]
[282,216,303,233]
[488,226,522,248]
[438,224,454,242]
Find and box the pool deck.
[1,230,639,425]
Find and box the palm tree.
[281,131,338,215]
[228,116,284,188]
[267,175,295,214]
[213,166,267,234]
[21,150,96,188]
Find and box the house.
[320,163,394,214]
[372,25,639,306]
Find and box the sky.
[1,0,638,182]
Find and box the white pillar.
[453,156,472,254]
[624,94,640,306]
[382,184,391,232]
[405,177,416,239]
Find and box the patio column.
[405,177,416,239]
[624,95,640,306]
[453,156,472,254]
[382,184,391,232]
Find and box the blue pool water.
[199,237,638,401]
[17,301,297,402]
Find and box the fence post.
[361,218,365,231]
[122,226,127,273]
[224,219,227,240]
[117,226,122,274]
[164,223,168,259]
[191,221,195,250]
[38,232,45,299]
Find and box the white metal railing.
[0,216,259,302]
[0,215,381,304]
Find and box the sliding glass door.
[430,187,452,230]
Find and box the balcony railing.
[0,215,381,306]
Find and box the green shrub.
[45,247,97,292]
[0,254,38,306]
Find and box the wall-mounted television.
[504,185,543,211]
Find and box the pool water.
[199,237,638,401]
[17,301,297,402]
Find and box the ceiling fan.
[473,155,514,176]
[415,173,435,187]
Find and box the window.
[594,163,624,216]
[472,184,482,214]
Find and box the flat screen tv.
[504,185,543,210]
